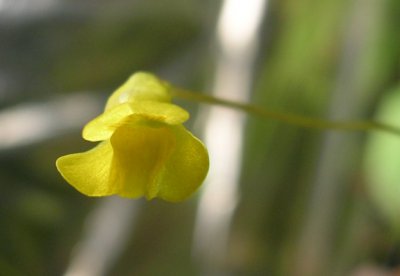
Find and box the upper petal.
[83,101,189,142]
[83,102,133,142]
[105,72,171,110]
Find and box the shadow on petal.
[110,124,175,199]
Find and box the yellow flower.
[56,72,209,202]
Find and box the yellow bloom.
[56,72,209,202]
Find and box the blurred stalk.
[292,0,387,275]
[64,198,140,276]
[0,93,101,152]
[192,0,267,274]
[172,88,400,135]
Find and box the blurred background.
[1,0,400,275]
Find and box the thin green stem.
[172,87,400,136]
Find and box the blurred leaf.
[365,85,400,233]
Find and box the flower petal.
[110,124,175,199]
[83,103,133,142]
[105,72,171,110]
[157,126,209,202]
[83,102,189,142]
[56,141,118,196]
[131,101,189,125]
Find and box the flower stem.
[172,87,400,136]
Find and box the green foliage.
[365,86,400,234]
